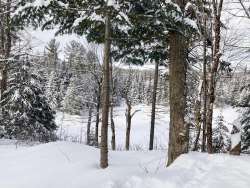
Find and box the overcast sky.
[24,1,250,69]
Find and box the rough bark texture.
[0,0,11,100]
[193,100,202,151]
[202,31,207,152]
[87,106,93,145]
[125,97,131,151]
[149,61,159,150]
[206,0,224,154]
[110,60,116,151]
[100,11,111,169]
[167,30,188,166]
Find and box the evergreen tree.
[65,40,88,71]
[62,76,85,115]
[1,57,57,142]
[237,83,250,151]
[45,71,63,110]
[212,114,231,153]
[44,38,60,71]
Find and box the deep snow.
[0,141,250,188]
[0,105,246,188]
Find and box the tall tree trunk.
[193,94,202,151]
[149,60,159,150]
[125,98,131,151]
[206,0,224,154]
[202,21,207,152]
[95,95,100,147]
[87,106,93,145]
[110,107,115,150]
[0,0,5,57]
[167,30,188,166]
[110,59,116,150]
[100,9,111,169]
[0,0,11,100]
[5,0,11,58]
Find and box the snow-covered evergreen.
[0,57,57,142]
[212,114,231,153]
[237,83,250,151]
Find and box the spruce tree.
[237,83,250,151]
[212,114,231,153]
[1,57,57,142]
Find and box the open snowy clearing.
[0,105,244,188]
[0,141,250,188]
[56,105,239,150]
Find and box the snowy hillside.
[0,141,250,188]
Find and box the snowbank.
[1,141,250,188]
[0,141,165,188]
[110,152,250,188]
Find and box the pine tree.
[237,83,250,151]
[62,76,85,115]
[212,114,231,153]
[43,39,64,110]
[44,38,60,71]
[1,57,57,142]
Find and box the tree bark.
[193,100,202,151]
[206,0,224,154]
[149,60,159,150]
[100,9,111,169]
[167,30,188,166]
[202,20,207,152]
[125,97,131,151]
[87,106,93,145]
[0,0,11,100]
[110,109,115,150]
[95,93,100,147]
[110,59,116,150]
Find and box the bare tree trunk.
[1,68,7,98]
[125,97,131,151]
[100,9,111,169]
[206,0,224,154]
[149,60,159,150]
[167,30,188,166]
[0,0,5,57]
[202,21,207,152]
[110,108,115,150]
[87,106,93,145]
[0,0,11,100]
[110,60,116,150]
[95,94,100,147]
[193,100,202,151]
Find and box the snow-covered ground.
[0,105,246,188]
[0,141,250,188]
[56,104,170,150]
[56,105,239,150]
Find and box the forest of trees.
[0,0,250,170]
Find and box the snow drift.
[0,141,250,188]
